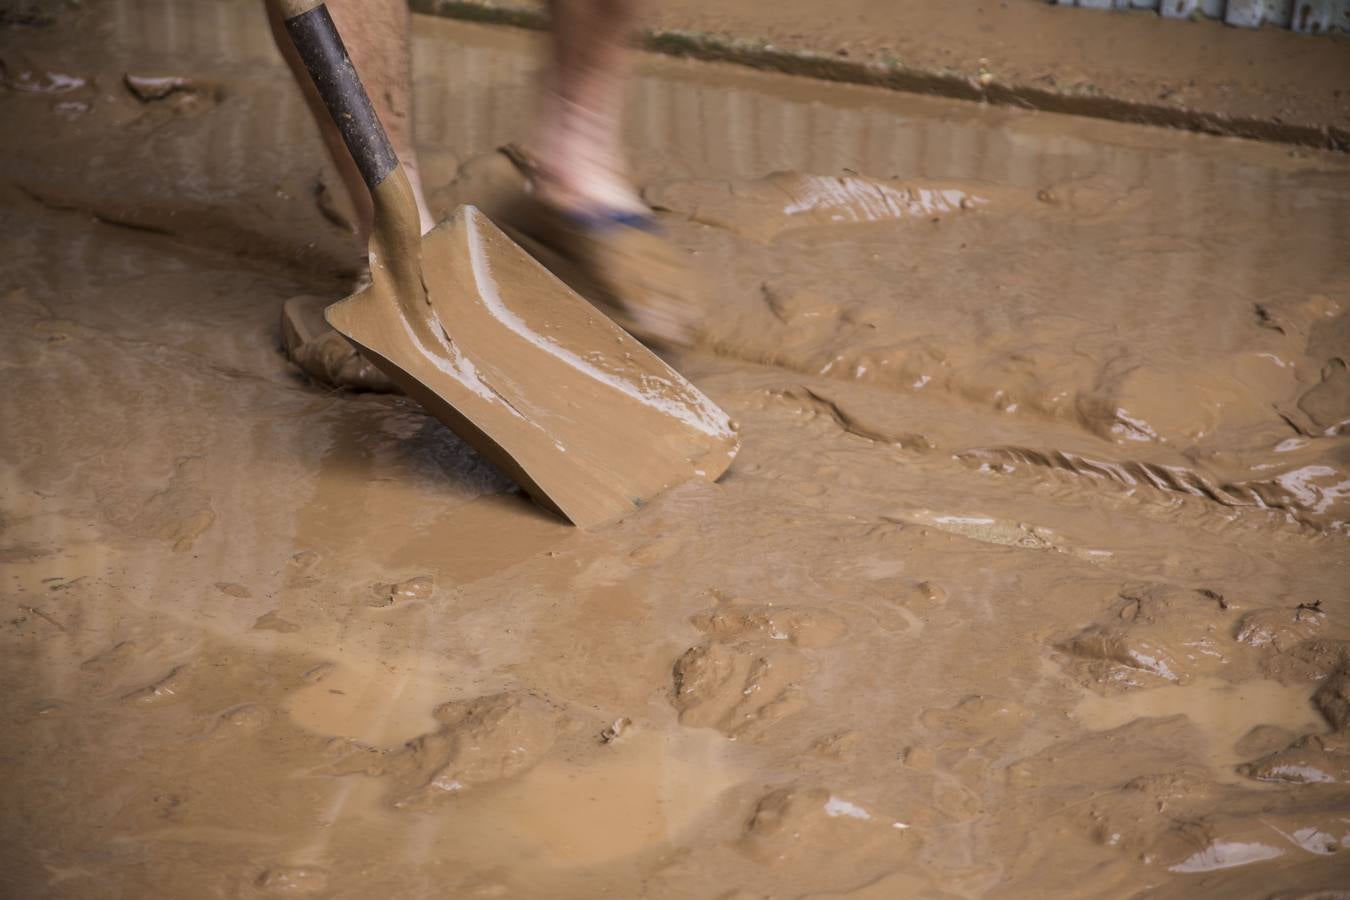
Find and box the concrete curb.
[409,0,1349,152]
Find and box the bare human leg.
[271,0,698,366]
[527,0,647,217]
[492,0,702,347]
[264,0,434,240]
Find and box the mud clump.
[280,295,398,393]
[1239,733,1350,784]
[1314,667,1350,733]
[1298,358,1350,434]
[892,580,947,612]
[1236,604,1328,651]
[673,639,809,737]
[323,691,563,809]
[123,73,199,103]
[1056,583,1235,688]
[1262,639,1350,684]
[1076,770,1219,857]
[1234,723,1300,759]
[368,575,435,608]
[672,601,844,737]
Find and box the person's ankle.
[528,162,646,217]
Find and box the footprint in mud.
[1150,808,1350,874]
[1011,714,1350,878]
[215,581,251,599]
[673,641,810,738]
[367,575,435,609]
[254,866,328,896]
[301,662,335,684]
[866,578,948,634]
[1032,175,1152,224]
[811,730,864,760]
[1055,582,1237,688]
[321,691,563,810]
[120,664,190,706]
[1072,359,1244,447]
[893,580,948,613]
[80,639,142,676]
[95,456,215,552]
[80,630,203,698]
[689,603,848,649]
[1004,717,1213,846]
[671,599,846,738]
[285,550,323,589]
[253,611,301,633]
[740,786,912,875]
[628,534,684,565]
[919,695,1034,750]
[201,703,269,741]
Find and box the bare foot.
[498,146,706,349]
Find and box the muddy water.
[3,1,1350,898]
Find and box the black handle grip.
[284,4,398,189]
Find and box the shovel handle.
[279,0,399,191]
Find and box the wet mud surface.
[411,0,1350,149]
[3,2,1350,898]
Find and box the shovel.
[279,1,739,527]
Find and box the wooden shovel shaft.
[279,1,399,192]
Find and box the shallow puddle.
[1073,677,1325,779]
[456,726,742,867]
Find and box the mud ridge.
[956,445,1347,536]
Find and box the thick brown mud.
[2,1,1349,898]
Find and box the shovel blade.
[324,205,739,528]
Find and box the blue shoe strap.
[558,208,661,234]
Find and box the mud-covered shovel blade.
[325,205,739,527]
[280,0,737,526]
